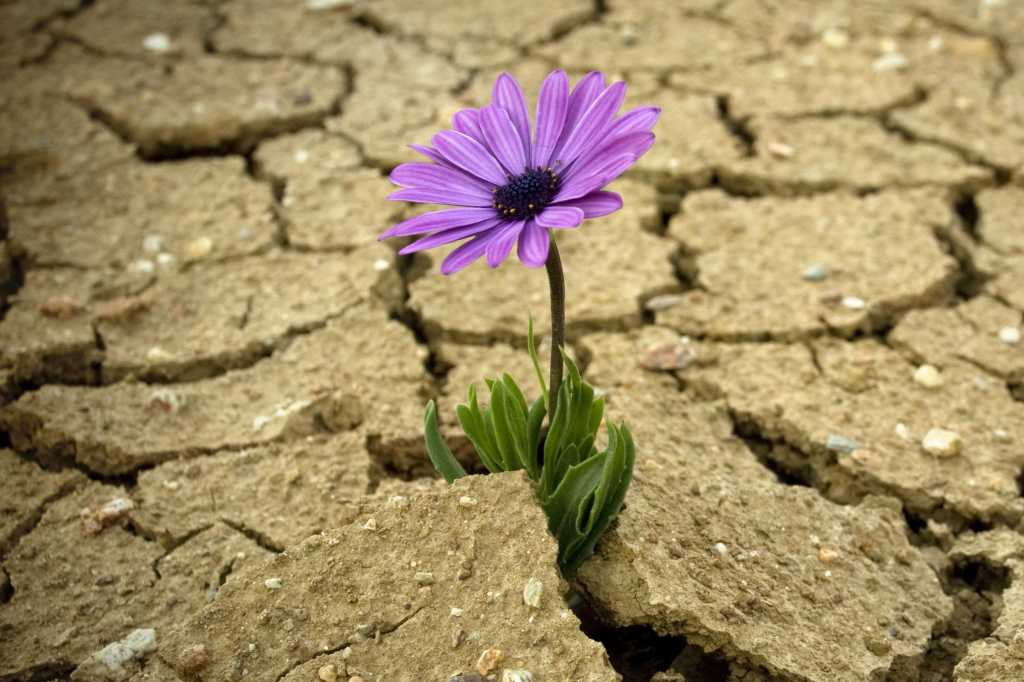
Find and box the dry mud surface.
[1,1,1023,680]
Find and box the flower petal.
[563,132,654,181]
[517,220,550,267]
[389,187,494,207]
[555,154,636,202]
[533,70,569,168]
[389,162,492,194]
[380,207,497,238]
[535,206,584,229]
[452,108,485,142]
[563,72,605,139]
[409,144,457,169]
[486,220,524,268]
[479,105,527,175]
[432,130,508,186]
[398,217,503,254]
[609,106,661,136]
[492,73,532,166]
[441,231,498,275]
[554,190,622,218]
[554,81,627,167]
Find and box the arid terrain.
[1,0,1023,680]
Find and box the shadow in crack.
[573,596,733,682]
[914,556,1011,681]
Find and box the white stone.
[264,577,283,590]
[306,0,354,9]
[73,628,157,678]
[767,141,795,158]
[801,263,829,282]
[142,235,164,253]
[922,428,962,458]
[373,258,390,271]
[132,259,155,274]
[294,149,310,163]
[913,364,944,389]
[841,296,866,310]
[522,577,543,609]
[822,27,850,48]
[450,607,464,617]
[458,496,478,508]
[142,33,171,53]
[998,326,1021,345]
[712,542,729,557]
[873,53,908,71]
[156,252,177,268]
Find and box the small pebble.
[522,577,543,609]
[822,27,850,48]
[640,341,697,370]
[264,577,283,590]
[873,53,908,71]
[826,433,860,454]
[801,263,829,282]
[373,258,390,271]
[894,423,911,441]
[993,429,1011,443]
[143,235,164,253]
[458,496,478,508]
[841,296,866,310]
[450,607,463,617]
[767,141,795,158]
[179,644,209,672]
[476,649,505,676]
[186,236,214,259]
[156,252,177,268]
[414,571,435,585]
[922,428,962,458]
[132,258,156,274]
[142,33,171,53]
[39,296,83,319]
[712,542,728,557]
[643,293,684,311]
[361,518,377,531]
[318,664,338,682]
[913,364,944,389]
[998,326,1021,345]
[818,547,839,563]
[96,498,135,525]
[147,346,175,362]
[149,388,187,413]
[307,0,355,9]
[349,677,365,682]
[501,671,534,682]
[294,149,310,163]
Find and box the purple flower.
[378,70,659,275]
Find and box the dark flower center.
[492,167,560,220]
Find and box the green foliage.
[423,400,467,484]
[420,324,635,577]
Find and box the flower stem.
[545,240,566,420]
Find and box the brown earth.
[1,1,1023,681]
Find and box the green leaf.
[542,451,606,575]
[486,383,518,471]
[423,400,467,484]
[456,385,502,473]
[524,397,546,480]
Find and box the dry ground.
[1,0,1023,681]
